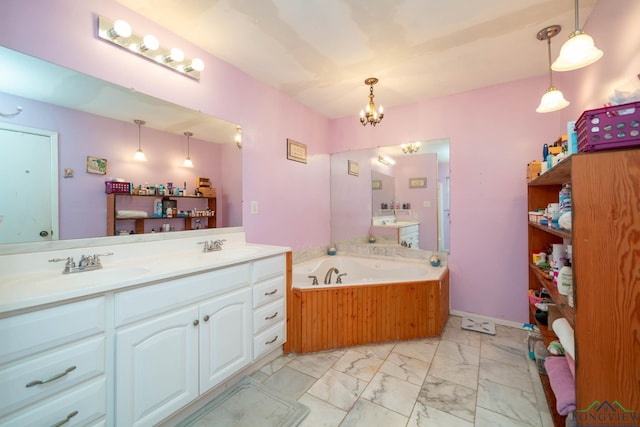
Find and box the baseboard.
[450,309,524,330]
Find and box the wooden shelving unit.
[107,193,216,236]
[527,149,640,426]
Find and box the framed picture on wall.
[409,177,426,188]
[348,160,359,176]
[86,156,107,175]
[287,138,307,163]
[372,179,382,190]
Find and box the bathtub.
[293,255,444,287]
[287,255,449,354]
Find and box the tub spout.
[324,267,339,284]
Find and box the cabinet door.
[115,305,199,427]
[199,288,252,394]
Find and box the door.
[199,287,252,394]
[115,305,199,427]
[0,125,58,244]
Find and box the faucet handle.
[336,273,347,284]
[49,256,74,266]
[308,275,318,286]
[93,253,113,264]
[197,241,211,252]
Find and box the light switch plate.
[423,201,431,208]
[251,201,259,214]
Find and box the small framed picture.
[372,179,382,190]
[409,177,427,188]
[287,138,307,163]
[348,160,359,176]
[86,156,107,175]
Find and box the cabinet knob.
[265,335,278,345]
[50,410,78,427]
[203,315,210,322]
[193,319,199,326]
[26,365,76,388]
[265,312,278,320]
[264,289,278,296]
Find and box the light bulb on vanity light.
[164,47,184,63]
[140,34,159,52]
[183,58,205,73]
[108,19,131,39]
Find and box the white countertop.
[0,230,289,316]
[371,221,420,229]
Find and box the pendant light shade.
[536,25,570,114]
[133,119,147,161]
[552,0,603,71]
[183,131,194,168]
[552,31,603,71]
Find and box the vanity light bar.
[97,16,204,81]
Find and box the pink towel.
[545,356,576,415]
[565,352,575,379]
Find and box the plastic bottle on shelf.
[558,261,573,296]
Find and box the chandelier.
[401,142,421,154]
[359,77,384,126]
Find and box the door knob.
[40,230,49,237]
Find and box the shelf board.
[528,222,571,239]
[529,264,575,329]
[529,156,572,186]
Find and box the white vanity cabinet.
[399,223,419,248]
[0,297,107,426]
[114,264,252,427]
[252,255,287,360]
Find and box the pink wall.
[329,0,640,322]
[1,0,638,322]
[0,0,331,250]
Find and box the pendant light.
[552,0,603,71]
[183,131,194,168]
[133,119,147,161]
[536,25,570,114]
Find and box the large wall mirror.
[331,139,449,252]
[0,47,242,250]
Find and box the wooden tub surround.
[285,268,449,354]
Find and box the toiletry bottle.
[542,143,549,161]
[558,261,573,296]
[156,201,163,217]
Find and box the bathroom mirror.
[330,139,450,252]
[0,47,242,251]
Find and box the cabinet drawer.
[0,297,105,364]
[0,377,106,427]
[253,299,285,334]
[0,336,105,417]
[253,322,285,360]
[253,255,285,282]
[253,276,285,308]
[115,264,250,327]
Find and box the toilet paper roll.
[552,317,575,360]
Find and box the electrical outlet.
[251,201,259,214]
[423,201,431,208]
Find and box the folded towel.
[545,356,576,415]
[565,352,576,379]
[116,210,148,218]
[552,317,575,360]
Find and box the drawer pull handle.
[26,366,76,388]
[193,319,199,326]
[50,410,78,427]
[265,335,278,345]
[264,289,278,296]
[203,315,210,322]
[265,311,278,320]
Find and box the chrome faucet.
[198,239,226,252]
[336,273,347,284]
[49,252,113,274]
[324,267,339,284]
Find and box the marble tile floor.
[250,316,555,427]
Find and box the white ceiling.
[117,0,598,119]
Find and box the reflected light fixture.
[378,154,396,166]
[359,77,384,126]
[133,119,147,161]
[552,0,603,71]
[183,132,194,168]
[401,142,421,154]
[234,126,242,149]
[536,25,570,113]
[97,16,204,80]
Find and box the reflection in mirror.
[0,47,242,249]
[331,139,449,252]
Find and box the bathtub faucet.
[324,267,339,284]
[336,273,347,284]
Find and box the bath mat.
[177,376,309,427]
[461,316,496,335]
